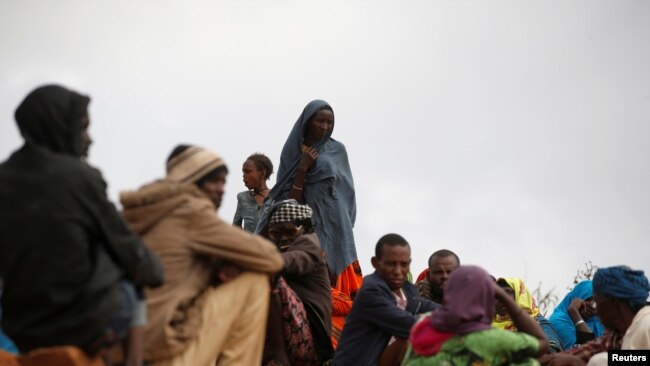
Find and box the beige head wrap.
[166,146,226,183]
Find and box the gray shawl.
[257,100,357,276]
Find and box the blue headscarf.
[256,100,357,275]
[0,290,18,354]
[549,280,605,350]
[593,266,650,311]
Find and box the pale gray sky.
[2,0,649,305]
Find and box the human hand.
[568,298,596,320]
[217,263,242,284]
[493,283,511,301]
[569,298,587,312]
[298,147,318,171]
[581,299,597,319]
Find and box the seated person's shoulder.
[64,162,109,191]
[425,330,539,365]
[470,328,539,350]
[291,233,321,249]
[173,191,223,222]
[402,280,422,296]
[353,274,391,299]
[186,195,255,238]
[186,187,217,209]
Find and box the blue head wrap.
[549,280,605,350]
[593,266,650,311]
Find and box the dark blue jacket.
[332,272,438,366]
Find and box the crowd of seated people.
[1,84,648,366]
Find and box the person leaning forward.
[120,144,283,366]
[0,84,164,355]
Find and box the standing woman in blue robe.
[257,100,362,301]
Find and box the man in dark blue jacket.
[333,233,438,366]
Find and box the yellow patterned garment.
[492,277,540,330]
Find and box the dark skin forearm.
[289,147,318,202]
[568,299,594,334]
[288,168,307,202]
[495,286,548,356]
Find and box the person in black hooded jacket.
[0,84,164,355]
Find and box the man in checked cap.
[263,199,334,366]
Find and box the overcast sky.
[2,0,649,306]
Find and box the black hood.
[15,84,90,156]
